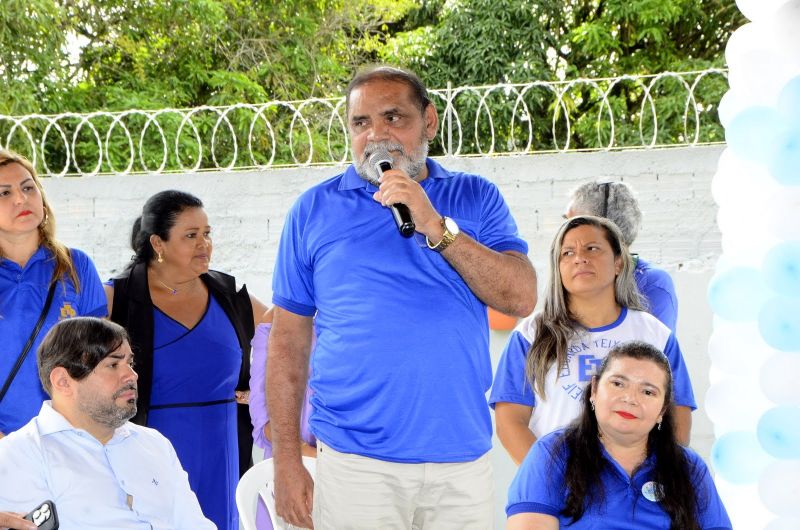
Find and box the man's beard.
[354,135,429,184]
[79,384,138,430]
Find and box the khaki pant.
[312,441,494,530]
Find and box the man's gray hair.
[568,180,642,246]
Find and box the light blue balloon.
[726,106,782,163]
[768,127,800,186]
[759,297,800,352]
[708,267,770,321]
[778,76,800,124]
[711,431,772,484]
[764,242,800,297]
[757,406,800,459]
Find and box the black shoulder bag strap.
[0,280,58,404]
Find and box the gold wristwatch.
[426,216,460,252]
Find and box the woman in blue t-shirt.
[0,149,106,437]
[506,341,731,530]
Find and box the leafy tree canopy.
[0,0,743,170]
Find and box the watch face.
[444,216,460,235]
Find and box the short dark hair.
[345,65,431,115]
[129,190,203,266]
[37,317,129,395]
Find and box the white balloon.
[770,0,800,57]
[706,376,773,432]
[718,89,773,127]
[711,149,779,208]
[726,23,773,67]
[759,460,800,517]
[736,0,792,22]
[716,479,774,529]
[720,229,780,268]
[761,353,800,405]
[764,187,800,241]
[719,207,778,266]
[727,49,798,104]
[710,322,776,376]
[765,518,800,530]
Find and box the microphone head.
[367,148,393,176]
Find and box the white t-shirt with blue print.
[489,307,696,439]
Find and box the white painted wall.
[42,145,723,528]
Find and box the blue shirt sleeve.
[686,449,733,529]
[72,249,108,317]
[637,262,678,333]
[663,332,697,410]
[477,179,528,255]
[644,284,678,333]
[489,329,535,408]
[272,197,316,316]
[506,433,565,517]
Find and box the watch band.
[426,217,458,252]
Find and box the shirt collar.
[599,441,656,482]
[0,245,49,271]
[36,401,136,444]
[338,158,452,192]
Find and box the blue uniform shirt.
[0,246,106,433]
[634,257,678,333]
[507,430,732,529]
[272,158,528,463]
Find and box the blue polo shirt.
[634,257,679,333]
[0,247,106,434]
[272,158,528,463]
[507,430,732,529]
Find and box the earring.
[40,211,49,227]
[157,252,164,263]
[590,400,595,411]
[657,421,662,431]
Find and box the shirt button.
[16,274,22,281]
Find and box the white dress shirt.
[0,402,216,530]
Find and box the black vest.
[110,262,255,475]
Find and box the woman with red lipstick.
[0,149,106,438]
[104,190,266,530]
[505,341,731,529]
[490,215,695,465]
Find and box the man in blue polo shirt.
[268,65,538,529]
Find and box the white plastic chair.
[237,456,316,530]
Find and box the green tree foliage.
[379,0,744,152]
[0,0,741,172]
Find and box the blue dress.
[148,295,241,530]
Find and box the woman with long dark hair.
[0,149,106,438]
[490,215,695,465]
[506,341,731,529]
[105,190,266,530]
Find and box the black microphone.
[368,149,415,238]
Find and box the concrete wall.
[42,144,724,527]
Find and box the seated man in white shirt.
[0,317,215,530]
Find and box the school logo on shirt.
[642,481,664,502]
[59,302,77,320]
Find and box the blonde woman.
[0,150,106,438]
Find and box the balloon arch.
[708,0,800,528]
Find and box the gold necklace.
[155,277,197,295]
